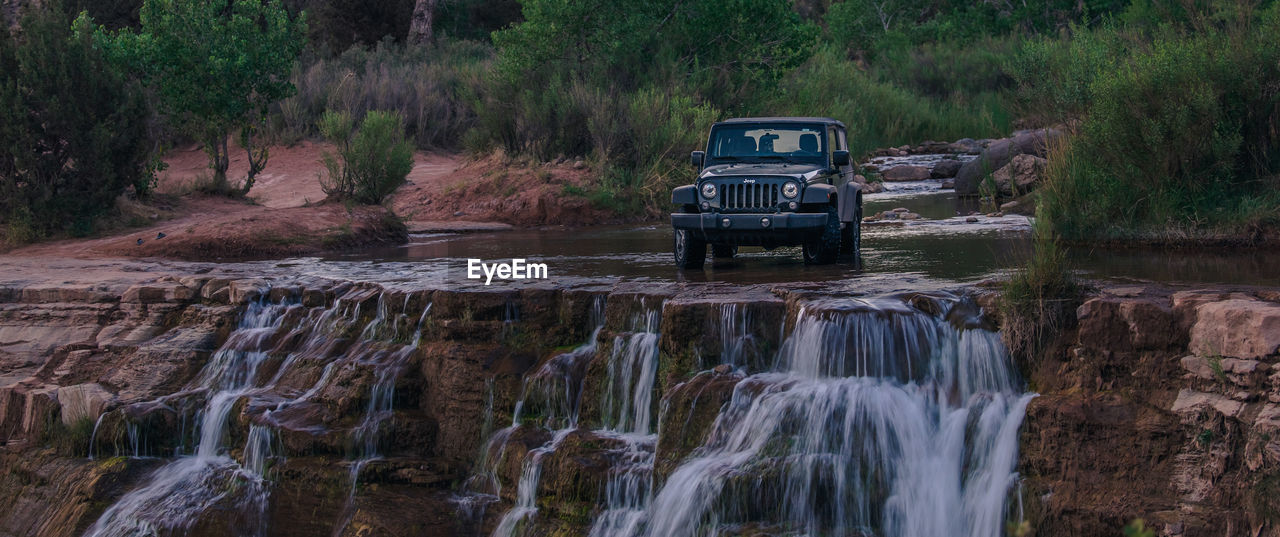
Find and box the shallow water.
[308,180,1278,289]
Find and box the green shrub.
[275,39,491,149]
[1038,9,1280,241]
[768,46,1009,157]
[1007,25,1130,124]
[318,110,414,204]
[0,5,155,242]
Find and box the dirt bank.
[9,196,406,261]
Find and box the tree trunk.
[240,125,268,195]
[408,0,437,46]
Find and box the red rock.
[1190,299,1280,359]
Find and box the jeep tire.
[841,205,861,262]
[802,206,841,265]
[674,229,707,269]
[712,244,737,259]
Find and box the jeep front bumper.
[671,211,828,245]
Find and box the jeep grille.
[720,182,779,212]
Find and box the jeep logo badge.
[742,179,756,183]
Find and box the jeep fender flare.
[837,182,862,223]
[672,185,697,206]
[801,183,837,206]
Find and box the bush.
[275,39,491,149]
[768,46,1009,157]
[1007,25,1131,125]
[1038,8,1280,242]
[0,5,155,241]
[318,110,414,204]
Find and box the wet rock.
[861,181,886,193]
[881,165,932,182]
[991,154,1047,197]
[955,128,1061,196]
[899,212,921,220]
[228,279,268,304]
[931,159,962,178]
[55,383,114,425]
[965,216,979,223]
[940,179,955,189]
[1189,299,1280,360]
[655,370,743,483]
[948,138,984,154]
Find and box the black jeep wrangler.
[670,117,863,269]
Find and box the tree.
[408,0,436,45]
[98,0,307,195]
[1,4,154,240]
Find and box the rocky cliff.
[1019,286,1280,537]
[1,266,1277,537]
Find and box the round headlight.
[701,182,718,199]
[782,182,799,198]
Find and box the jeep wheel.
[673,230,706,269]
[841,205,862,264]
[712,244,737,259]
[802,206,841,265]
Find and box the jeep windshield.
[706,124,827,166]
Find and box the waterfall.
[86,292,432,537]
[467,296,611,537]
[85,300,289,537]
[588,296,1033,537]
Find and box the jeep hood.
[698,163,825,181]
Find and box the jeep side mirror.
[691,151,705,168]
[832,150,850,167]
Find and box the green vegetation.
[92,0,307,195]
[0,5,154,242]
[318,110,414,204]
[1033,6,1280,243]
[2,0,1277,241]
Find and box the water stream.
[470,293,1032,537]
[85,292,431,537]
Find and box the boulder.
[880,165,932,182]
[1076,297,1181,352]
[55,383,114,425]
[954,128,1061,196]
[1189,299,1280,359]
[948,138,984,154]
[990,154,1048,197]
[931,159,962,179]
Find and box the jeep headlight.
[781,181,800,198]
[701,182,717,199]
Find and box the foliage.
[489,0,816,107]
[1001,213,1083,376]
[284,0,413,54]
[275,39,491,149]
[769,46,1008,157]
[1123,519,1156,537]
[0,4,154,242]
[94,0,307,194]
[318,110,415,204]
[1037,6,1280,242]
[1006,26,1130,125]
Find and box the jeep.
[670,117,863,269]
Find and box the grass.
[1000,213,1085,377]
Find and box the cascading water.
[630,296,1032,537]
[85,300,289,537]
[86,292,432,537]
[458,297,610,537]
[587,305,663,537]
